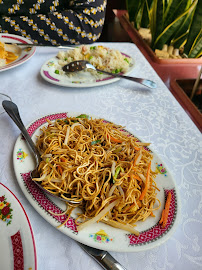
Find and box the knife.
[79,243,127,270]
[5,42,74,49]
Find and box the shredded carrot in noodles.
[159,192,171,228]
[33,116,161,235]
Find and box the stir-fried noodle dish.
[34,115,160,235]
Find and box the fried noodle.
[33,115,160,235]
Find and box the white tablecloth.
[0,42,201,270]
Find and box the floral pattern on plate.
[89,230,113,244]
[17,148,28,162]
[0,195,13,225]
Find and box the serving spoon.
[2,100,81,205]
[62,60,157,89]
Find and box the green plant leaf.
[136,1,146,29]
[188,30,202,58]
[171,7,194,43]
[195,50,202,58]
[126,0,145,28]
[153,1,196,50]
[150,0,165,46]
[140,1,150,28]
[155,0,165,41]
[184,0,202,55]
[164,0,190,28]
[171,32,188,48]
[149,0,156,40]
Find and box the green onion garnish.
[114,166,121,179]
[112,147,122,154]
[76,114,89,119]
[124,58,129,64]
[115,69,121,73]
[91,140,101,145]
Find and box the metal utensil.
[62,60,157,89]
[5,42,75,49]
[79,243,127,270]
[2,100,81,205]
[0,93,12,115]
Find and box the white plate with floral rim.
[0,33,36,72]
[40,51,135,88]
[0,183,37,270]
[13,112,180,252]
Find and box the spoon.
[62,60,157,89]
[2,100,81,205]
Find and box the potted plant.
[114,0,202,78]
[124,0,202,62]
[113,1,202,131]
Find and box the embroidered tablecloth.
[0,42,201,270]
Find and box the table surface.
[0,42,201,270]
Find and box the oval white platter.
[40,51,135,88]
[0,33,36,72]
[0,183,37,270]
[13,112,180,252]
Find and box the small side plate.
[40,50,135,88]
